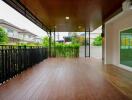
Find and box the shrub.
[42,36,54,47]
[92,35,102,46]
[0,27,8,44]
[54,43,80,57]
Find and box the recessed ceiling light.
[65,16,70,20]
[78,26,82,29]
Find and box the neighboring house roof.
[18,30,37,37]
[0,19,23,31]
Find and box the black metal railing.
[0,45,48,84]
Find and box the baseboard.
[116,64,132,72]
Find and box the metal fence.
[0,45,48,84]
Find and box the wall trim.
[117,64,132,72]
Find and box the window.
[120,28,132,67]
[7,28,14,33]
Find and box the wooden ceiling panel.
[20,0,124,32]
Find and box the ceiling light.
[78,26,82,29]
[65,16,70,20]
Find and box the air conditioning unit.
[122,0,132,11]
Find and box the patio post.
[49,30,52,57]
[88,27,90,57]
[53,28,56,57]
[85,28,87,57]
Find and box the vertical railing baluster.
[1,46,4,83]
[18,46,21,74]
[0,46,1,83]
[10,46,13,78]
[5,46,8,80]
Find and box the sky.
[91,26,102,34]
[0,0,47,37]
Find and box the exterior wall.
[105,10,132,71]
[105,23,114,64]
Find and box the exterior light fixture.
[65,16,70,20]
[122,0,132,11]
[78,26,82,29]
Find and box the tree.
[71,32,79,44]
[0,27,8,44]
[71,33,85,45]
[71,36,79,44]
[78,36,85,45]
[42,36,54,47]
[64,36,72,42]
[92,35,102,46]
[42,36,49,47]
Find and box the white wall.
[105,10,132,71]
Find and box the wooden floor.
[0,58,132,100]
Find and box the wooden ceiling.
[20,0,124,32]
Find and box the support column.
[102,23,105,63]
[49,30,52,57]
[85,27,90,58]
[53,28,56,57]
[85,28,87,57]
[88,27,90,58]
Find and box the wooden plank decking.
[0,58,131,100]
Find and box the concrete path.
[79,46,102,59]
